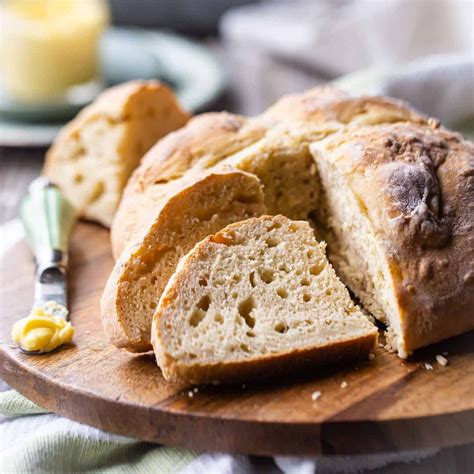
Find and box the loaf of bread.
[152,215,378,384]
[103,85,474,359]
[101,167,266,352]
[310,123,474,357]
[44,81,189,227]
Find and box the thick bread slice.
[44,81,189,227]
[310,123,474,357]
[152,215,378,384]
[112,87,429,255]
[111,112,269,258]
[101,167,266,352]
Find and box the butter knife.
[19,177,77,353]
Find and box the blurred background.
[0,0,473,222]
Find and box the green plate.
[0,28,226,147]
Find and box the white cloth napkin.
[221,0,474,77]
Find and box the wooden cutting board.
[0,223,473,456]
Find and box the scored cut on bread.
[310,123,474,357]
[101,167,267,352]
[152,215,378,384]
[44,80,189,227]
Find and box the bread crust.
[101,167,266,352]
[112,86,428,255]
[312,123,474,356]
[158,333,377,385]
[111,112,269,258]
[44,80,189,227]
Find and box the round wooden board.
[1,223,473,456]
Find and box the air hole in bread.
[246,330,256,337]
[303,293,311,303]
[274,321,288,334]
[249,272,256,288]
[214,313,224,324]
[189,308,206,327]
[197,294,211,312]
[149,301,157,310]
[266,237,279,248]
[310,263,325,276]
[213,231,236,246]
[301,278,310,286]
[268,221,282,230]
[89,181,105,203]
[279,264,290,273]
[289,223,300,232]
[231,292,239,299]
[74,173,84,184]
[259,268,274,284]
[307,249,316,258]
[154,178,169,185]
[198,276,208,286]
[151,276,157,285]
[233,274,242,283]
[240,343,250,353]
[277,288,288,299]
[239,296,256,328]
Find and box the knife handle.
[20,177,77,271]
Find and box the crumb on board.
[442,351,448,356]
[340,381,348,389]
[242,384,246,390]
[187,391,194,398]
[193,387,199,393]
[311,391,322,401]
[436,354,448,367]
[424,363,434,370]
[368,352,375,360]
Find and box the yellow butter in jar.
[12,302,74,354]
[0,0,109,102]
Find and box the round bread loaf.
[103,86,473,358]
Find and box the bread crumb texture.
[152,215,377,383]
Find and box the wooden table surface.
[1,40,472,473]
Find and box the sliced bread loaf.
[152,215,378,384]
[310,123,474,357]
[44,80,189,227]
[101,167,266,352]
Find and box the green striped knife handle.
[20,177,77,269]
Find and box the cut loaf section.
[101,167,266,352]
[152,215,378,384]
[310,123,474,357]
[44,81,189,227]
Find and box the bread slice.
[44,80,189,227]
[152,215,378,384]
[101,167,266,352]
[310,123,474,357]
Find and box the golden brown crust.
[111,112,269,258]
[112,86,429,255]
[160,334,377,385]
[316,123,474,355]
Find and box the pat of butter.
[0,0,109,102]
[12,302,74,353]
